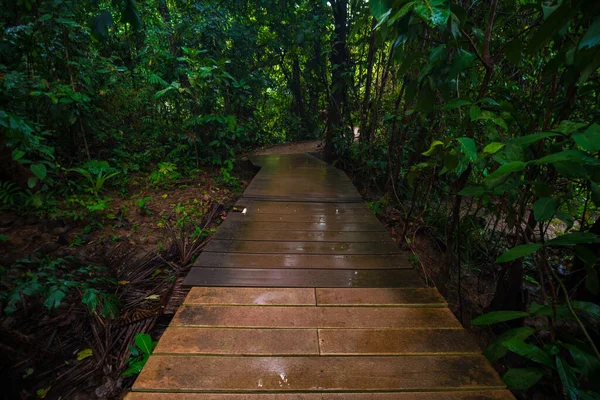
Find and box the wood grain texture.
[171,305,461,328]
[132,355,504,392]
[182,268,423,287]
[194,253,411,269]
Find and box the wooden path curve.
[127,154,514,399]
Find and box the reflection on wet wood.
[194,253,412,269]
[130,154,511,399]
[203,240,401,255]
[182,267,423,287]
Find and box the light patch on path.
[253,140,322,156]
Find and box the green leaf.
[31,163,47,180]
[135,333,155,355]
[76,348,93,361]
[423,140,444,156]
[572,123,600,152]
[370,0,394,21]
[457,137,476,162]
[502,368,544,390]
[484,161,527,186]
[571,301,600,323]
[533,197,557,222]
[448,48,475,77]
[122,358,148,377]
[546,232,600,246]
[527,3,576,54]
[373,8,392,30]
[496,243,542,263]
[44,289,66,310]
[502,339,553,367]
[483,327,536,362]
[556,357,580,400]
[469,105,481,121]
[459,186,485,197]
[27,177,38,188]
[579,17,600,49]
[534,150,600,166]
[12,149,25,161]
[388,2,415,26]
[442,99,471,110]
[510,131,561,147]
[472,311,530,326]
[483,142,504,154]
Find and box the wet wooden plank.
[132,355,504,392]
[184,287,316,305]
[182,268,423,288]
[226,212,380,223]
[217,220,385,231]
[318,329,480,355]
[126,392,515,399]
[234,200,370,214]
[193,253,412,269]
[316,288,445,306]
[203,240,400,255]
[172,305,461,328]
[155,327,319,355]
[125,393,322,399]
[213,229,393,242]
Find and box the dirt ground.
[252,139,323,156]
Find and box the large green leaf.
[527,3,576,54]
[135,333,155,355]
[31,163,47,180]
[457,137,476,162]
[413,0,450,27]
[442,99,471,110]
[510,131,560,147]
[370,0,394,21]
[483,142,504,154]
[484,161,527,186]
[533,197,557,222]
[556,357,580,400]
[572,123,600,152]
[496,243,542,263]
[502,339,553,367]
[546,232,600,246]
[579,17,600,49]
[448,48,475,77]
[534,150,600,166]
[459,186,485,197]
[502,368,544,390]
[472,311,530,326]
[44,288,66,310]
[571,301,600,323]
[483,327,536,362]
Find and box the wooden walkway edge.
[127,154,514,399]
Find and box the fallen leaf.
[77,348,93,361]
[37,386,51,398]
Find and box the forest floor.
[0,166,255,399]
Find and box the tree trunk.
[359,17,376,144]
[325,0,348,162]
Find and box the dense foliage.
[2,0,600,398]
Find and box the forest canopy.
[2,0,600,398]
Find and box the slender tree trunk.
[325,0,348,162]
[359,17,376,144]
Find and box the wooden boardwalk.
[127,154,513,399]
